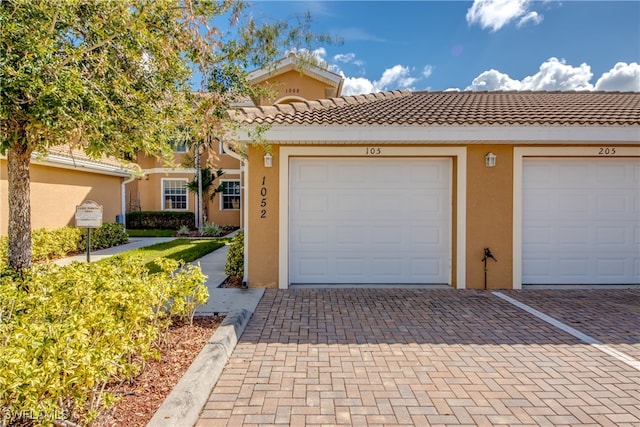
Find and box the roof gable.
[247,53,343,89]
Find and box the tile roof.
[44,145,134,171]
[230,90,640,126]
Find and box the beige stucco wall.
[465,145,513,289]
[244,144,465,289]
[246,145,280,287]
[131,149,241,227]
[243,142,640,290]
[130,172,195,213]
[257,70,338,105]
[1,160,123,235]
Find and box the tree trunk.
[7,143,33,271]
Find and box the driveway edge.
[146,309,252,427]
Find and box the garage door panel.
[523,158,640,285]
[336,258,366,276]
[597,227,629,245]
[297,193,328,213]
[374,226,403,244]
[290,157,451,284]
[297,225,329,244]
[297,163,329,183]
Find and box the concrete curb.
[147,309,252,427]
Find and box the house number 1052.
[366,147,382,155]
[260,176,267,219]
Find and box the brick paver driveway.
[197,289,640,426]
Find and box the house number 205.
[598,147,617,155]
[260,176,267,219]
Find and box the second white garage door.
[522,157,640,285]
[289,157,451,285]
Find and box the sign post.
[75,200,103,262]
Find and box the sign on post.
[76,200,103,228]
[75,201,103,262]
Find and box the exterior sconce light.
[264,153,273,168]
[485,152,496,168]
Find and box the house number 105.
[260,176,267,219]
[366,147,382,155]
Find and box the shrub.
[125,211,195,230]
[1,226,84,269]
[81,222,129,251]
[202,222,221,237]
[32,226,83,261]
[225,231,244,279]
[176,225,191,236]
[0,257,207,425]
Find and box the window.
[174,141,188,153]
[221,180,241,210]
[219,140,226,154]
[162,179,188,210]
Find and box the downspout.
[222,140,248,283]
[121,175,136,231]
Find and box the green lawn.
[108,238,226,273]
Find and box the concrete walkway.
[53,237,175,266]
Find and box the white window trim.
[219,140,226,155]
[278,146,467,290]
[161,178,189,211]
[512,146,640,290]
[220,179,241,211]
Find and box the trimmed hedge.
[125,211,195,230]
[1,224,128,269]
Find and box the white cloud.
[520,58,593,90]
[378,65,417,89]
[422,65,434,79]
[466,0,543,32]
[517,11,543,28]
[334,53,356,63]
[341,77,375,96]
[466,57,595,91]
[595,62,640,91]
[467,69,521,91]
[341,64,425,96]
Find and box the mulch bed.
[93,316,223,427]
[219,276,244,288]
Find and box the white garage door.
[523,157,640,285]
[289,157,451,285]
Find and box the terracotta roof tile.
[232,91,640,126]
[45,145,132,169]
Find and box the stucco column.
[466,145,514,289]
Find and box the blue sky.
[250,0,640,94]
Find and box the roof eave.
[234,124,640,145]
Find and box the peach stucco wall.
[131,147,242,227]
[465,145,514,289]
[246,146,280,287]
[243,144,513,289]
[257,70,338,105]
[1,160,122,235]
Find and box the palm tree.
[187,167,225,224]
